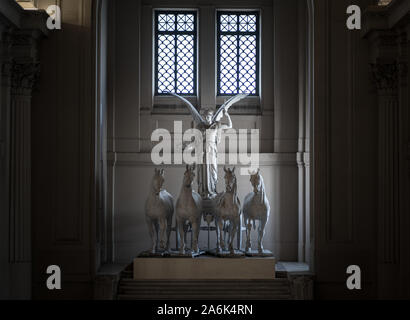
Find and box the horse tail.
[252,219,256,230]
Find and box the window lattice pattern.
[217,12,259,96]
[155,11,197,95]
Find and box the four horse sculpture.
[176,164,203,254]
[145,168,174,253]
[144,166,271,256]
[243,169,271,254]
[215,167,241,254]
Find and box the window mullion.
[174,14,178,93]
[199,6,216,107]
[236,15,240,94]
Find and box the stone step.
[119,286,290,293]
[119,278,289,285]
[118,287,291,293]
[117,278,292,300]
[119,286,290,292]
[117,294,292,300]
[119,291,291,297]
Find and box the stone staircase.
[116,265,293,300]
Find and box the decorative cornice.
[0,0,48,36]
[362,0,410,38]
[108,152,297,167]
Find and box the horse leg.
[223,221,227,245]
[146,217,156,253]
[154,222,159,252]
[177,218,186,254]
[166,214,172,251]
[258,218,267,253]
[218,218,225,251]
[215,217,222,253]
[237,213,242,250]
[245,219,252,253]
[158,217,166,250]
[191,218,200,253]
[229,218,238,254]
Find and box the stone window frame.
[140,2,274,114]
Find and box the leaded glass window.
[155,11,197,96]
[217,11,259,96]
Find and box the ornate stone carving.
[370,62,399,92]
[1,60,13,83]
[11,61,40,94]
[11,34,34,46]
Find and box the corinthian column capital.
[370,61,399,94]
[10,61,40,95]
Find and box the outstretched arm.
[219,110,232,130]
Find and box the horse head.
[223,166,237,193]
[248,168,263,194]
[152,168,165,195]
[183,164,196,188]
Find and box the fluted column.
[7,31,40,300]
[0,27,12,300]
[363,0,410,299]
[0,0,47,300]
[397,26,410,299]
[9,62,39,262]
[371,56,401,298]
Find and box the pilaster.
[0,0,47,299]
[363,0,410,298]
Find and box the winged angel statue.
[168,93,248,199]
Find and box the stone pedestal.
[133,256,276,280]
[207,248,245,258]
[245,249,274,257]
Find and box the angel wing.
[212,94,249,123]
[167,92,206,127]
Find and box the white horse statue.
[243,169,271,254]
[215,167,241,254]
[145,168,174,253]
[176,164,202,254]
